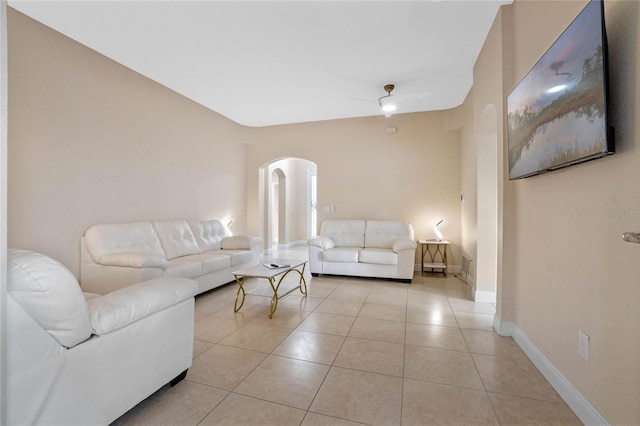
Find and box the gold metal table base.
[233,262,308,318]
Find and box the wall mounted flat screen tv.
[507,0,614,180]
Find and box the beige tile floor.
[112,256,582,426]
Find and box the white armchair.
[6,249,198,426]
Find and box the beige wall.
[463,0,640,423]
[7,8,464,276]
[7,9,248,277]
[245,112,463,267]
[469,8,505,303]
[459,91,478,285]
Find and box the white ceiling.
[9,0,511,127]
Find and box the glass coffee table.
[232,260,308,318]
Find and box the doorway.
[259,158,317,253]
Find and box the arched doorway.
[259,158,317,253]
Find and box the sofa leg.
[169,369,188,387]
[311,273,319,277]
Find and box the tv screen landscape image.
[507,0,614,180]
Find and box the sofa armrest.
[87,277,198,335]
[97,252,168,269]
[392,238,417,253]
[308,236,335,250]
[221,235,261,250]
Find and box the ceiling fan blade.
[350,96,376,103]
[393,91,432,103]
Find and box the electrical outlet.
[578,331,590,362]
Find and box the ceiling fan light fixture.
[379,97,397,112]
[378,84,397,116]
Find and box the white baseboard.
[277,240,307,250]
[472,289,496,304]
[493,317,608,425]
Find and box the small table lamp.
[434,219,444,242]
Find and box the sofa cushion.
[365,220,414,249]
[84,222,165,262]
[322,247,360,263]
[358,248,398,265]
[153,221,200,260]
[224,250,255,266]
[163,259,202,279]
[97,252,169,269]
[321,220,366,247]
[180,253,232,274]
[202,249,251,267]
[188,220,226,252]
[7,249,92,348]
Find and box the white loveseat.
[308,220,417,283]
[7,249,198,426]
[81,220,262,295]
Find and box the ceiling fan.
[354,84,432,118]
[378,84,398,117]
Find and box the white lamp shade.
[434,219,444,241]
[379,96,397,113]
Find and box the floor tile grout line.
[197,277,339,423]
[185,271,571,426]
[299,284,357,426]
[460,294,504,426]
[194,390,229,426]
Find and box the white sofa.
[308,220,417,283]
[7,249,199,426]
[81,220,262,295]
